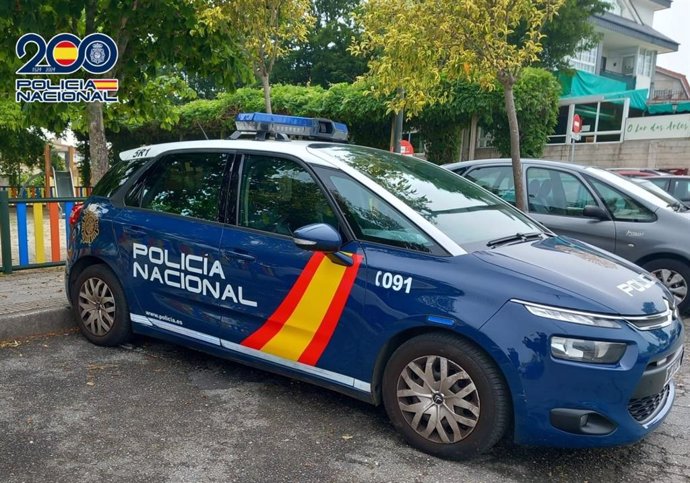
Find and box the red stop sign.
[572,114,582,134]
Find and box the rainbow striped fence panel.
[0,192,87,274]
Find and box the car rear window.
[91,158,149,198]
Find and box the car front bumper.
[479,301,685,447]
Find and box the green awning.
[559,70,649,111]
[604,89,649,111]
[559,70,628,97]
[647,102,690,115]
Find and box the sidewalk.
[0,266,75,340]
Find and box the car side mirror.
[293,223,342,253]
[293,223,353,266]
[583,205,609,220]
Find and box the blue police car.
[66,113,684,459]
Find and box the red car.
[609,168,670,178]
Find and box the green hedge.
[108,70,560,165]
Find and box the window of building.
[637,49,655,77]
[476,127,494,148]
[547,98,628,144]
[569,45,598,74]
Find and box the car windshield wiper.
[486,231,544,248]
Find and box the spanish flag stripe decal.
[92,80,119,90]
[259,256,348,360]
[241,251,362,364]
[298,254,362,365]
[241,252,326,350]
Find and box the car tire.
[643,258,690,314]
[381,333,510,459]
[71,264,132,346]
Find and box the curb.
[0,305,76,341]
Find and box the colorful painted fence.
[0,186,92,198]
[0,191,87,274]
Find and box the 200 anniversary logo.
[15,32,119,103]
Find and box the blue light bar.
[235,112,348,141]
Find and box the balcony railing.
[651,89,689,102]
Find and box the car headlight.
[516,301,622,329]
[551,336,627,364]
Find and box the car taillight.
[69,203,84,227]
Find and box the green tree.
[353,0,564,211]
[484,68,561,158]
[0,100,45,186]
[1,0,249,185]
[537,0,609,71]
[272,0,368,87]
[200,0,314,114]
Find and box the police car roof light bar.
[233,112,348,142]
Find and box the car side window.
[526,168,597,216]
[323,171,438,253]
[126,152,228,222]
[588,178,656,222]
[648,178,668,190]
[92,157,149,197]
[465,166,515,204]
[672,179,690,202]
[237,155,338,236]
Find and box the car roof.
[119,139,345,168]
[444,158,603,173]
[646,175,690,180]
[609,169,657,176]
[119,139,467,256]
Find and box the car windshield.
[308,144,545,251]
[588,168,673,210]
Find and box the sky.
[653,1,690,79]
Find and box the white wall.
[634,1,656,25]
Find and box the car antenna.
[196,121,209,140]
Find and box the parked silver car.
[446,159,690,312]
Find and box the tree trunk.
[501,78,527,212]
[87,102,109,186]
[261,73,272,114]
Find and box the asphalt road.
[1,329,688,483]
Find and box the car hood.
[471,236,671,316]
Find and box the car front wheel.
[382,333,510,459]
[643,258,690,314]
[71,264,132,346]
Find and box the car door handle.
[124,226,146,236]
[221,249,255,262]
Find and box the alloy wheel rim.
[396,355,480,444]
[78,277,116,336]
[651,268,688,305]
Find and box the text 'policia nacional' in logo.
[15,33,119,103]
